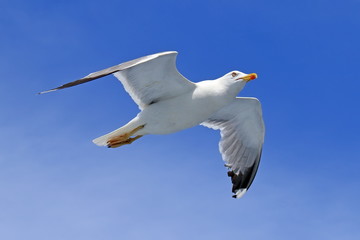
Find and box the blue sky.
[1,0,360,239]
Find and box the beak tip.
[244,73,258,82]
[251,73,258,80]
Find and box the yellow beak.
[238,73,258,82]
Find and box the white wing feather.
[39,51,195,110]
[201,97,265,198]
[113,52,195,109]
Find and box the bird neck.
[216,79,246,98]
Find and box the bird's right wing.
[39,51,195,109]
[201,97,265,198]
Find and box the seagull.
[40,51,265,198]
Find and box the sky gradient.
[1,0,360,239]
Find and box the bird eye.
[231,72,237,77]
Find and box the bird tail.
[92,125,131,146]
[92,132,115,147]
[92,118,144,147]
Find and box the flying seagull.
[40,51,265,198]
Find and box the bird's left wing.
[201,97,265,198]
[39,51,195,109]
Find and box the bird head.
[226,71,258,83]
[216,71,258,96]
[219,71,258,90]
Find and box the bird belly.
[136,94,228,135]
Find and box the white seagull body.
[40,51,265,198]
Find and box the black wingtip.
[228,169,251,196]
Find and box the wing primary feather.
[37,72,115,94]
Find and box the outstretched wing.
[113,51,195,109]
[39,51,195,109]
[201,97,265,198]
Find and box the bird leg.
[108,135,143,148]
[107,125,145,148]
